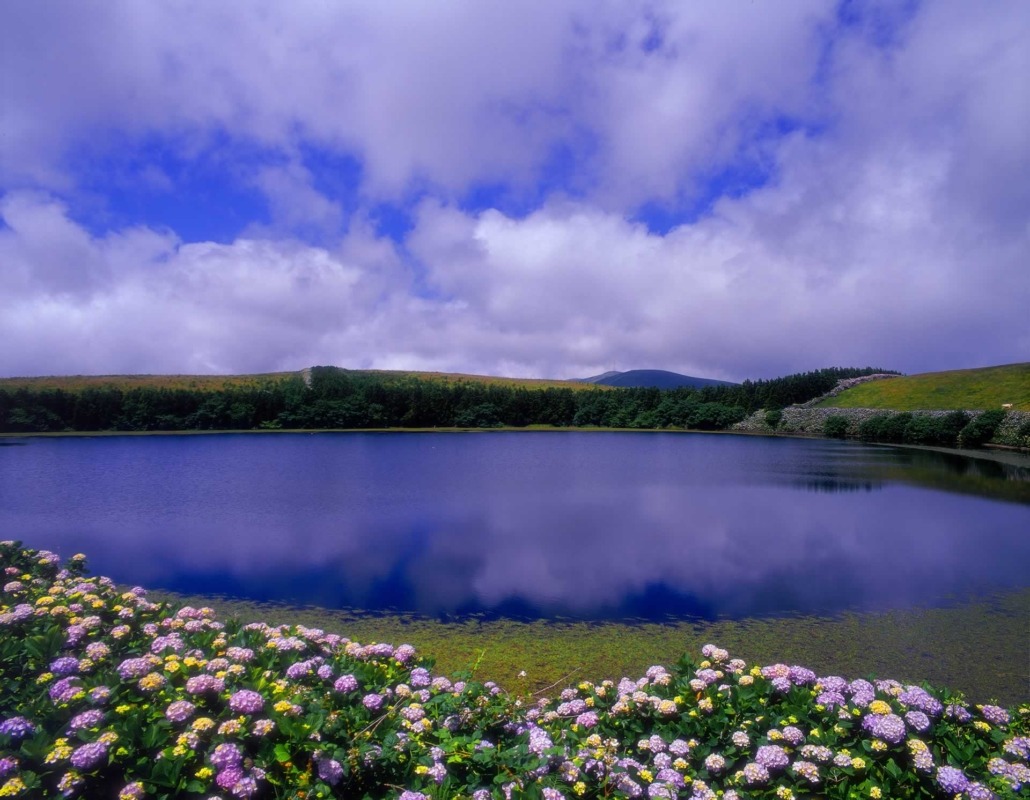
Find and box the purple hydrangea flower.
[979,705,1010,726]
[527,726,553,756]
[165,700,196,723]
[334,674,358,693]
[742,762,770,786]
[216,765,245,790]
[936,765,970,794]
[816,690,846,709]
[0,716,36,740]
[50,656,80,676]
[0,757,18,778]
[211,743,243,769]
[862,713,907,745]
[67,709,104,732]
[755,745,789,771]
[409,667,431,687]
[905,710,931,732]
[186,674,224,695]
[394,644,417,663]
[229,690,264,715]
[789,666,816,685]
[48,676,83,704]
[316,757,344,785]
[898,686,943,716]
[70,741,109,770]
[362,693,385,711]
[575,711,599,728]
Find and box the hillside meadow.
[818,364,1030,412]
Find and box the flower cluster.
[1,542,1027,799]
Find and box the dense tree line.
[0,366,892,433]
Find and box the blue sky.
[1,1,1028,381]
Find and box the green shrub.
[764,408,783,429]
[823,415,850,439]
[903,411,969,446]
[1018,419,1030,448]
[959,409,1006,447]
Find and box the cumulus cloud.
[0,0,1027,379]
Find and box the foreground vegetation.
[818,364,1030,413]
[2,544,1028,799]
[0,367,890,434]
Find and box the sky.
[1,1,1028,382]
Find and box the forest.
[0,366,894,433]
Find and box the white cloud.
[1,1,1028,379]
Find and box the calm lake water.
[2,432,1028,621]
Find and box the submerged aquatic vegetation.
[1,542,1027,799]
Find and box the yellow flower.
[192,717,215,732]
[871,740,887,752]
[639,770,653,783]
[45,742,73,764]
[869,788,882,799]
[35,596,54,606]
[573,782,586,796]
[973,721,991,733]
[195,767,213,780]
[851,757,866,770]
[868,700,891,716]
[115,705,133,715]
[0,777,27,797]
[98,731,119,745]
[36,672,54,684]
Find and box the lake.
[1,432,1028,621]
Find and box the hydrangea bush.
[1,541,1027,799]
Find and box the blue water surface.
[1,432,1027,621]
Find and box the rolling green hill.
[817,363,1030,411]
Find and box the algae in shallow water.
[146,587,1030,707]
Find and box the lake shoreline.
[5,424,1029,467]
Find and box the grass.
[817,362,1030,411]
[0,372,300,392]
[0,368,607,394]
[345,369,608,391]
[146,587,1030,707]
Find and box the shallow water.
[2,431,1028,621]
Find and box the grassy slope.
[0,372,300,392]
[818,362,1030,411]
[346,369,607,391]
[0,368,604,393]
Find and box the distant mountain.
[575,369,739,389]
